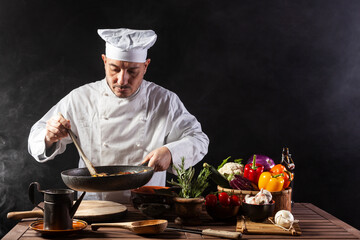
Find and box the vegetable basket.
[217,186,292,216]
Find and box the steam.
[0,134,38,237]
[0,137,17,237]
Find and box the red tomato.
[205,194,217,207]
[230,195,241,206]
[218,192,230,206]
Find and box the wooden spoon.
[58,113,97,176]
[91,219,168,234]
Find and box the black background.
[1,0,360,237]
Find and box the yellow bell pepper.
[258,172,284,192]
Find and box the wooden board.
[236,216,302,236]
[74,200,127,222]
[7,200,128,223]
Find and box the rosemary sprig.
[168,157,211,198]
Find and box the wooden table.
[3,203,360,239]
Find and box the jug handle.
[28,182,44,211]
[70,191,86,218]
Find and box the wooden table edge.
[3,203,360,239]
[301,202,360,238]
[2,220,31,240]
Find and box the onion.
[247,155,275,171]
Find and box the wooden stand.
[236,216,302,236]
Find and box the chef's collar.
[102,78,142,100]
[98,28,157,63]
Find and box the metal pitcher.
[28,182,86,230]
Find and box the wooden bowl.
[173,197,204,225]
[217,186,292,216]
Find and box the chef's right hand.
[45,114,71,149]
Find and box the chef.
[28,28,209,202]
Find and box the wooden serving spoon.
[91,219,168,234]
[91,220,242,239]
[58,113,97,176]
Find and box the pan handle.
[140,161,149,167]
[7,210,44,220]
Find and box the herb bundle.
[168,157,211,198]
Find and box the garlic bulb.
[245,189,272,205]
[244,195,255,204]
[274,210,295,228]
[254,189,272,204]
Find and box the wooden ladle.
[92,220,242,239]
[58,113,97,176]
[91,219,168,234]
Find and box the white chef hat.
[98,28,157,63]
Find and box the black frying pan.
[58,113,154,192]
[61,165,154,192]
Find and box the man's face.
[102,55,150,98]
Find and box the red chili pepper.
[243,155,264,184]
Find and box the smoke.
[0,136,22,238]
[0,124,79,238]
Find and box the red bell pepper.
[243,155,264,184]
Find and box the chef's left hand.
[142,146,172,172]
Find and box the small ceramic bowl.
[206,204,240,221]
[242,200,275,222]
[138,203,171,218]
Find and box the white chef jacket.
[28,79,209,203]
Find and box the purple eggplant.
[246,154,275,171]
[230,175,254,190]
